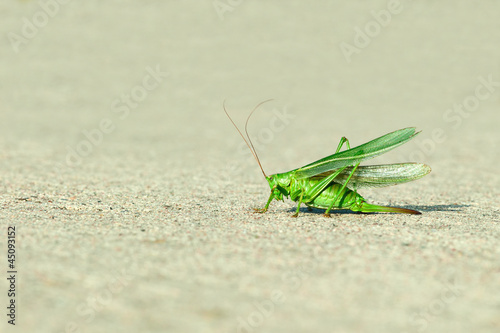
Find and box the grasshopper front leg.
[254,189,275,213]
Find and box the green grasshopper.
[225,101,431,217]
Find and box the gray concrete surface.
[1,1,499,332]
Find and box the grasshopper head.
[266,173,291,200]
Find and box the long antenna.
[223,99,273,178]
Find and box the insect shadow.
[287,204,468,215]
[403,204,469,212]
[287,206,371,215]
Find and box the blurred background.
[1,1,498,180]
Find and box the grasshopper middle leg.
[323,162,360,217]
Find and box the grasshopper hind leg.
[323,162,361,217]
[321,136,354,218]
[350,199,422,215]
[357,202,422,214]
[335,136,351,153]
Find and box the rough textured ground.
[1,1,499,332]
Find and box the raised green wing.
[294,128,420,179]
[312,163,431,190]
